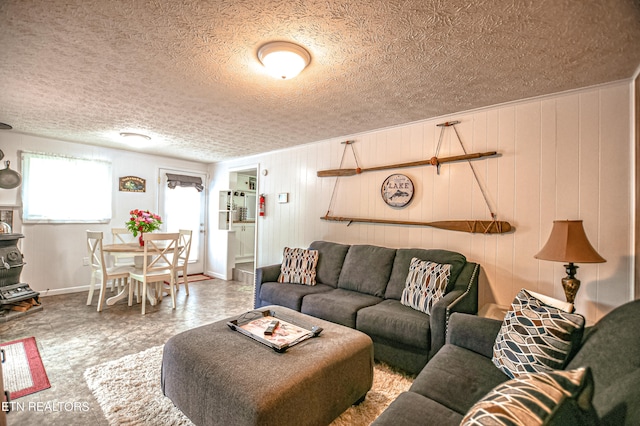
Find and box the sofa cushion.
[309,241,350,287]
[493,289,585,379]
[567,299,640,425]
[400,258,451,315]
[356,299,430,350]
[277,247,319,285]
[301,288,383,328]
[461,367,598,426]
[588,369,640,426]
[337,245,396,297]
[385,248,466,300]
[409,344,509,415]
[258,282,333,311]
[371,391,464,426]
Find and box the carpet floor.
[84,345,413,426]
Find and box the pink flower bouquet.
[125,209,162,236]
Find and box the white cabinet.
[232,223,255,263]
[230,173,256,191]
[220,189,256,228]
[231,190,256,221]
[218,190,233,230]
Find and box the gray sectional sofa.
[372,299,640,426]
[254,240,479,374]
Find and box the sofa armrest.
[447,312,502,358]
[254,264,282,308]
[448,262,479,314]
[429,289,463,358]
[428,262,480,359]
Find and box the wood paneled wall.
[211,81,633,325]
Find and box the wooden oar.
[317,151,497,177]
[321,215,512,234]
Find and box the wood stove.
[0,234,40,321]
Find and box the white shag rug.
[84,345,413,425]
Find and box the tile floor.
[0,277,254,425]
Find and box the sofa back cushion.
[308,241,351,287]
[567,299,640,425]
[385,248,467,300]
[337,245,397,297]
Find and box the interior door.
[158,168,207,275]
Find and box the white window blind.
[21,151,112,223]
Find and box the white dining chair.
[86,231,135,312]
[129,232,180,315]
[110,227,136,269]
[173,229,193,295]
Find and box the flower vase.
[138,232,144,247]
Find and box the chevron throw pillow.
[492,289,585,379]
[400,257,451,315]
[462,367,598,425]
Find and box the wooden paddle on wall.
[321,215,512,234]
[317,151,497,177]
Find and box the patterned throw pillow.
[277,247,319,286]
[461,367,598,426]
[492,289,585,379]
[400,258,451,315]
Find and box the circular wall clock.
[381,174,414,208]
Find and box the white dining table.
[102,242,177,307]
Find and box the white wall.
[0,133,207,296]
[210,81,634,325]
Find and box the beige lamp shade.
[534,220,605,263]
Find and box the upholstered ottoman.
[161,305,374,426]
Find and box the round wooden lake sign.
[381,174,414,207]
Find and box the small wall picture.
[119,176,146,192]
[278,193,289,203]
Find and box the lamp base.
[562,276,581,304]
[562,263,580,303]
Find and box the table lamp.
[534,220,606,303]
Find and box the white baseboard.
[35,283,120,298]
[208,270,230,280]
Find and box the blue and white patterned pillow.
[461,367,598,426]
[277,247,319,286]
[400,258,451,315]
[492,289,585,379]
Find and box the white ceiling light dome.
[258,41,311,80]
[119,132,152,146]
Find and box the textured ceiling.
[1,0,639,163]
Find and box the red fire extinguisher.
[259,194,265,217]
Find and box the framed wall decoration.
[119,176,146,192]
[381,174,414,208]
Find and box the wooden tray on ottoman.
[227,308,323,352]
[162,306,374,426]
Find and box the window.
[21,151,112,223]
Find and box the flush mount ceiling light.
[257,41,311,80]
[119,132,151,143]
